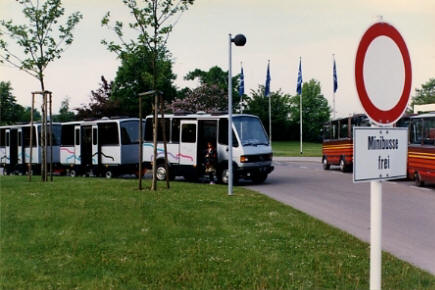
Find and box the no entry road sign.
[355,22,412,125]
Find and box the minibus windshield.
[233,116,269,146]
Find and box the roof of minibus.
[80,117,140,125]
[144,113,258,119]
[0,122,61,129]
[410,112,435,119]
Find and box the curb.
[273,157,321,163]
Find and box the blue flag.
[239,66,244,96]
[296,58,302,95]
[265,62,271,97]
[333,58,338,93]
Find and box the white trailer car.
[143,113,274,184]
[0,122,61,175]
[62,117,144,178]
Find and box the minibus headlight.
[240,155,249,163]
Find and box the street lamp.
[138,90,155,190]
[228,33,246,196]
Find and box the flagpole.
[268,60,272,144]
[333,54,336,119]
[299,57,303,155]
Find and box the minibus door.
[74,125,81,165]
[179,120,197,166]
[6,129,18,168]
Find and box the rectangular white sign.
[353,127,408,182]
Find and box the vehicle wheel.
[252,173,268,184]
[70,169,77,177]
[105,170,113,179]
[415,172,424,187]
[155,164,167,181]
[218,168,238,185]
[339,159,347,172]
[322,157,330,170]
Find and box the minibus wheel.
[105,170,113,179]
[218,167,238,185]
[70,169,77,177]
[322,157,330,170]
[339,158,347,172]
[414,172,424,187]
[156,164,167,181]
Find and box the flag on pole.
[265,62,271,97]
[239,66,244,96]
[333,58,338,93]
[296,58,302,95]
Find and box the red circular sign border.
[355,22,412,125]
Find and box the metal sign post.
[354,21,412,290]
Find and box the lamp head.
[232,34,246,46]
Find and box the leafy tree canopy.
[76,76,119,120]
[412,78,435,107]
[0,81,40,124]
[245,86,292,141]
[111,47,177,117]
[0,0,82,90]
[288,79,330,141]
[53,97,75,122]
[169,84,227,113]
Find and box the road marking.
[410,186,432,191]
[299,166,308,169]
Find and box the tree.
[288,79,330,142]
[245,86,292,141]
[0,81,40,124]
[53,97,75,122]
[0,0,82,92]
[76,76,120,119]
[111,47,177,117]
[184,65,242,105]
[102,0,194,190]
[411,78,435,107]
[169,84,227,113]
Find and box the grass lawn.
[1,176,434,288]
[272,140,322,157]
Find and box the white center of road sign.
[353,127,408,182]
[363,36,405,111]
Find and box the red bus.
[322,114,369,172]
[408,112,435,186]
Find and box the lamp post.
[138,90,155,190]
[228,33,246,196]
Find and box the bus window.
[75,129,80,145]
[99,122,119,145]
[0,129,5,146]
[423,117,435,145]
[182,124,196,143]
[331,121,338,139]
[323,124,331,140]
[171,119,180,143]
[121,120,141,145]
[157,118,170,142]
[410,119,423,145]
[61,125,75,146]
[218,119,239,147]
[340,122,349,138]
[144,119,153,142]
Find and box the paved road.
[246,160,435,275]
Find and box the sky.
[0,0,434,118]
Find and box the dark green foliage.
[110,48,177,117]
[76,76,119,119]
[0,81,40,124]
[245,86,292,141]
[53,97,75,122]
[412,78,435,107]
[184,65,242,105]
[288,79,331,142]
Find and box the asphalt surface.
[246,159,435,275]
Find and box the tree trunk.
[151,58,158,191]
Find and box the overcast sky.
[1,0,434,118]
